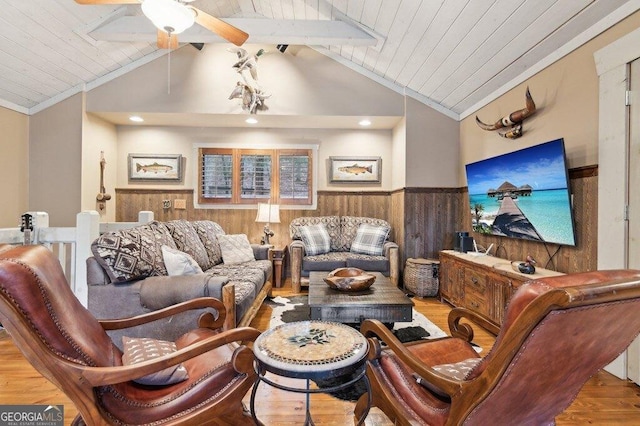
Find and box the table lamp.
[255,203,280,245]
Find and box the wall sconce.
[255,203,280,245]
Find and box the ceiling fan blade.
[157,30,178,49]
[75,0,140,4]
[192,7,248,46]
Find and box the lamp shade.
[141,0,196,34]
[255,203,280,224]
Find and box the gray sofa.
[289,216,399,293]
[86,219,272,347]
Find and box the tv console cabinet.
[439,250,564,326]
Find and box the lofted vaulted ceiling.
[1,0,639,120]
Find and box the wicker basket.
[404,258,439,297]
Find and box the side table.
[250,320,371,425]
[269,245,287,288]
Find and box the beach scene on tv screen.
[465,139,576,246]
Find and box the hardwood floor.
[1,281,640,425]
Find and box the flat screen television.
[465,138,576,246]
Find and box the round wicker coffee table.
[250,320,371,425]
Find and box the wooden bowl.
[324,268,376,292]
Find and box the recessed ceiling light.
[129,115,144,123]
[359,119,372,126]
[246,117,258,124]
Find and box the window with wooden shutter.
[277,150,312,205]
[239,150,272,203]
[199,147,313,206]
[199,148,233,203]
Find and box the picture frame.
[329,156,382,183]
[128,154,183,182]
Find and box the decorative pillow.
[217,234,255,265]
[299,224,331,256]
[191,221,225,269]
[163,220,210,270]
[290,216,341,252]
[350,224,390,256]
[339,216,391,251]
[161,245,203,276]
[121,336,189,386]
[91,222,176,283]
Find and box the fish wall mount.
[128,154,183,182]
[329,156,382,183]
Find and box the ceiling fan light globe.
[142,0,195,35]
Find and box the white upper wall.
[21,44,461,226]
[0,106,28,227]
[87,44,405,118]
[82,113,118,222]
[29,94,83,227]
[85,44,459,197]
[391,117,407,190]
[405,97,460,187]
[115,126,393,194]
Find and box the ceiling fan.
[75,0,249,48]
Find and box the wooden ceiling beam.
[88,16,379,46]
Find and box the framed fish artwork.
[128,154,183,182]
[329,156,382,183]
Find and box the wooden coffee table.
[308,271,413,325]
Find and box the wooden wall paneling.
[438,187,465,257]
[116,189,193,222]
[404,190,426,260]
[115,167,596,281]
[314,191,391,224]
[403,188,464,263]
[389,190,405,267]
[116,189,392,278]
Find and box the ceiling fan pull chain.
[167,35,171,94]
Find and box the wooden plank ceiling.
[0,0,638,119]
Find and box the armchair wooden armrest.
[78,326,260,386]
[0,244,263,426]
[360,319,464,397]
[448,307,500,340]
[98,297,226,331]
[356,270,640,425]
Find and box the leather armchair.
[0,244,261,426]
[356,270,640,425]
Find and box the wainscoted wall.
[116,190,392,248]
[116,166,597,278]
[389,190,405,268]
[402,187,465,262]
